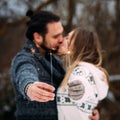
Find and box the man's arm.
[11,59,55,102]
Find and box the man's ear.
[33,32,43,45]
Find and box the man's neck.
[38,47,46,55]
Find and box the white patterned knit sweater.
[57,61,109,120]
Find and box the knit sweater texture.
[10,40,65,120]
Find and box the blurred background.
[0,0,120,120]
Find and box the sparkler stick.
[67,50,71,68]
[66,39,71,70]
[50,51,53,85]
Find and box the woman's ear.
[33,32,43,47]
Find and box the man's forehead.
[47,22,64,34]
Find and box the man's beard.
[40,44,57,53]
[40,38,58,54]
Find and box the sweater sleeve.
[11,54,39,99]
[94,76,109,100]
[68,63,109,104]
[68,65,94,104]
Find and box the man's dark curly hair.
[26,10,60,41]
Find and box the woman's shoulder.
[71,62,91,77]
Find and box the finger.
[89,109,99,120]
[68,90,84,96]
[93,109,99,120]
[68,94,83,100]
[36,88,55,98]
[89,115,93,120]
[68,80,81,87]
[27,84,55,101]
[34,82,55,92]
[89,115,97,120]
[93,109,99,115]
[32,95,53,102]
[30,89,55,102]
[30,85,55,99]
[38,90,55,100]
[68,84,84,91]
[68,88,84,100]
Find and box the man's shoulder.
[14,50,33,60]
[11,50,35,66]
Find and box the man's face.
[44,21,64,51]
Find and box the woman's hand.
[89,109,99,120]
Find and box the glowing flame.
[67,51,70,54]
[65,50,71,70]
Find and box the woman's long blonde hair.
[61,28,109,89]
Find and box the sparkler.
[66,38,71,70]
[50,50,53,85]
[50,43,56,85]
[67,50,71,69]
[64,40,71,70]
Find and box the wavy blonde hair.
[61,28,109,89]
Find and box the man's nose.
[58,35,64,43]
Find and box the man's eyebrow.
[53,33,62,38]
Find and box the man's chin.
[52,47,65,55]
[56,50,66,56]
[50,48,58,54]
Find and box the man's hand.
[89,109,99,120]
[26,82,55,102]
[68,80,85,100]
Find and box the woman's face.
[57,30,74,55]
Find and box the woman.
[57,28,109,120]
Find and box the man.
[11,10,99,120]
